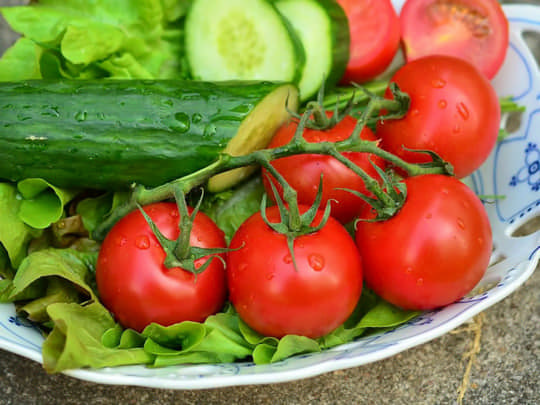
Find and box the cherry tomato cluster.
[95,0,505,339]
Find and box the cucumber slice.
[275,0,350,101]
[185,0,305,83]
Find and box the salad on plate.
[0,0,538,388]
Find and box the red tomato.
[338,0,401,83]
[376,55,500,179]
[355,174,492,310]
[227,205,363,338]
[96,202,227,332]
[262,114,385,224]
[400,0,509,79]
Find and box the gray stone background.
[0,1,538,404]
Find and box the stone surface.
[0,1,539,404]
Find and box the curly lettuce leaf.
[160,0,192,22]
[76,191,130,234]
[0,37,43,80]
[0,0,191,80]
[142,310,254,367]
[7,248,98,304]
[17,178,79,230]
[202,177,265,242]
[0,183,41,269]
[35,285,420,372]
[43,302,153,373]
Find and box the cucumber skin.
[274,0,349,99]
[0,80,286,190]
[317,0,350,88]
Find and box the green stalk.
[92,85,448,240]
[320,80,389,113]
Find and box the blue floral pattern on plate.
[1,1,539,390]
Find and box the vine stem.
[92,86,450,240]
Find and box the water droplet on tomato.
[457,218,466,230]
[308,253,325,271]
[457,102,470,121]
[170,209,179,218]
[416,278,424,286]
[238,263,248,272]
[438,99,447,109]
[283,254,293,264]
[431,78,446,88]
[452,125,461,134]
[405,266,413,275]
[410,109,420,117]
[477,237,484,245]
[266,273,275,281]
[115,236,128,247]
[425,213,433,219]
[135,235,150,249]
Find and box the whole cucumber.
[0,80,298,191]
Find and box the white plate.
[1,1,539,390]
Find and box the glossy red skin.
[400,0,509,80]
[337,0,401,84]
[376,55,500,179]
[355,174,492,310]
[227,205,363,338]
[96,202,227,332]
[262,114,385,224]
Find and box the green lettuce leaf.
[160,0,192,22]
[143,311,254,367]
[202,177,265,242]
[0,0,188,79]
[102,324,147,350]
[61,23,125,65]
[17,178,79,230]
[0,183,41,269]
[76,191,130,234]
[0,37,43,81]
[7,248,98,304]
[42,302,153,373]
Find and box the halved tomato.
[400,0,509,79]
[337,0,401,84]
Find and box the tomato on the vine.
[355,174,492,310]
[227,205,363,339]
[262,113,385,224]
[400,0,509,80]
[376,55,500,179]
[337,0,401,84]
[96,202,227,332]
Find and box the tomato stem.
[320,80,389,114]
